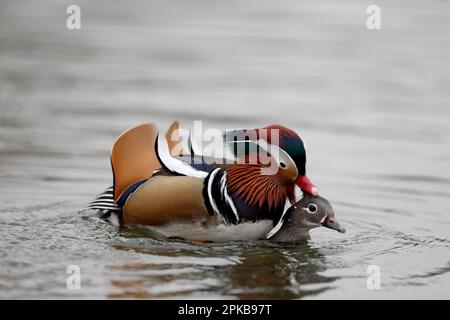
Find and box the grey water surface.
[1,0,449,299]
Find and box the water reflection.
[225,244,338,299]
[1,0,450,299]
[107,237,338,299]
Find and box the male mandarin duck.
[87,121,344,242]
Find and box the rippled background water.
[1,0,449,299]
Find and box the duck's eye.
[280,161,287,168]
[308,204,317,213]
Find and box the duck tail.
[86,186,122,214]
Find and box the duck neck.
[269,224,312,243]
[226,163,295,209]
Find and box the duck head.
[267,193,345,243]
[263,125,318,196]
[224,124,318,196]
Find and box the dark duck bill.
[267,193,345,243]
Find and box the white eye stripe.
[228,139,297,173]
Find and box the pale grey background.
[0,0,449,299]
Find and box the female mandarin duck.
[88,122,344,242]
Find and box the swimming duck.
[88,121,329,241]
[268,193,346,243]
